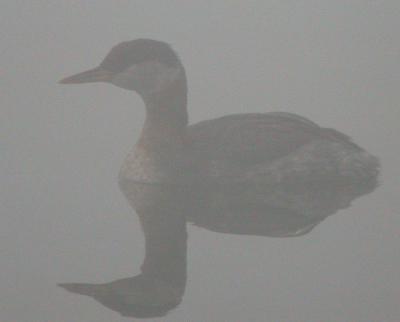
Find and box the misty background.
[1,1,399,321]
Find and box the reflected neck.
[135,185,188,288]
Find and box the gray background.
[1,1,399,321]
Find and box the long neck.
[138,71,188,150]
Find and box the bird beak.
[59,66,113,84]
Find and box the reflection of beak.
[58,283,102,296]
[59,66,113,84]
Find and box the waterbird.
[59,39,380,318]
[60,39,379,187]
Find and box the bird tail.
[339,149,380,186]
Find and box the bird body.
[118,112,378,186]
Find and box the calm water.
[2,2,399,321]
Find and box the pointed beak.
[59,66,113,84]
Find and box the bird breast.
[119,146,165,183]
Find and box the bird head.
[60,39,184,98]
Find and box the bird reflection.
[59,177,377,318]
[60,184,189,318]
[59,39,380,318]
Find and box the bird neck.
[138,73,188,150]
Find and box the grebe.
[60,39,379,186]
[59,39,380,317]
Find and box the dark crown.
[100,39,181,73]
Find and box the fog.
[1,1,400,321]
